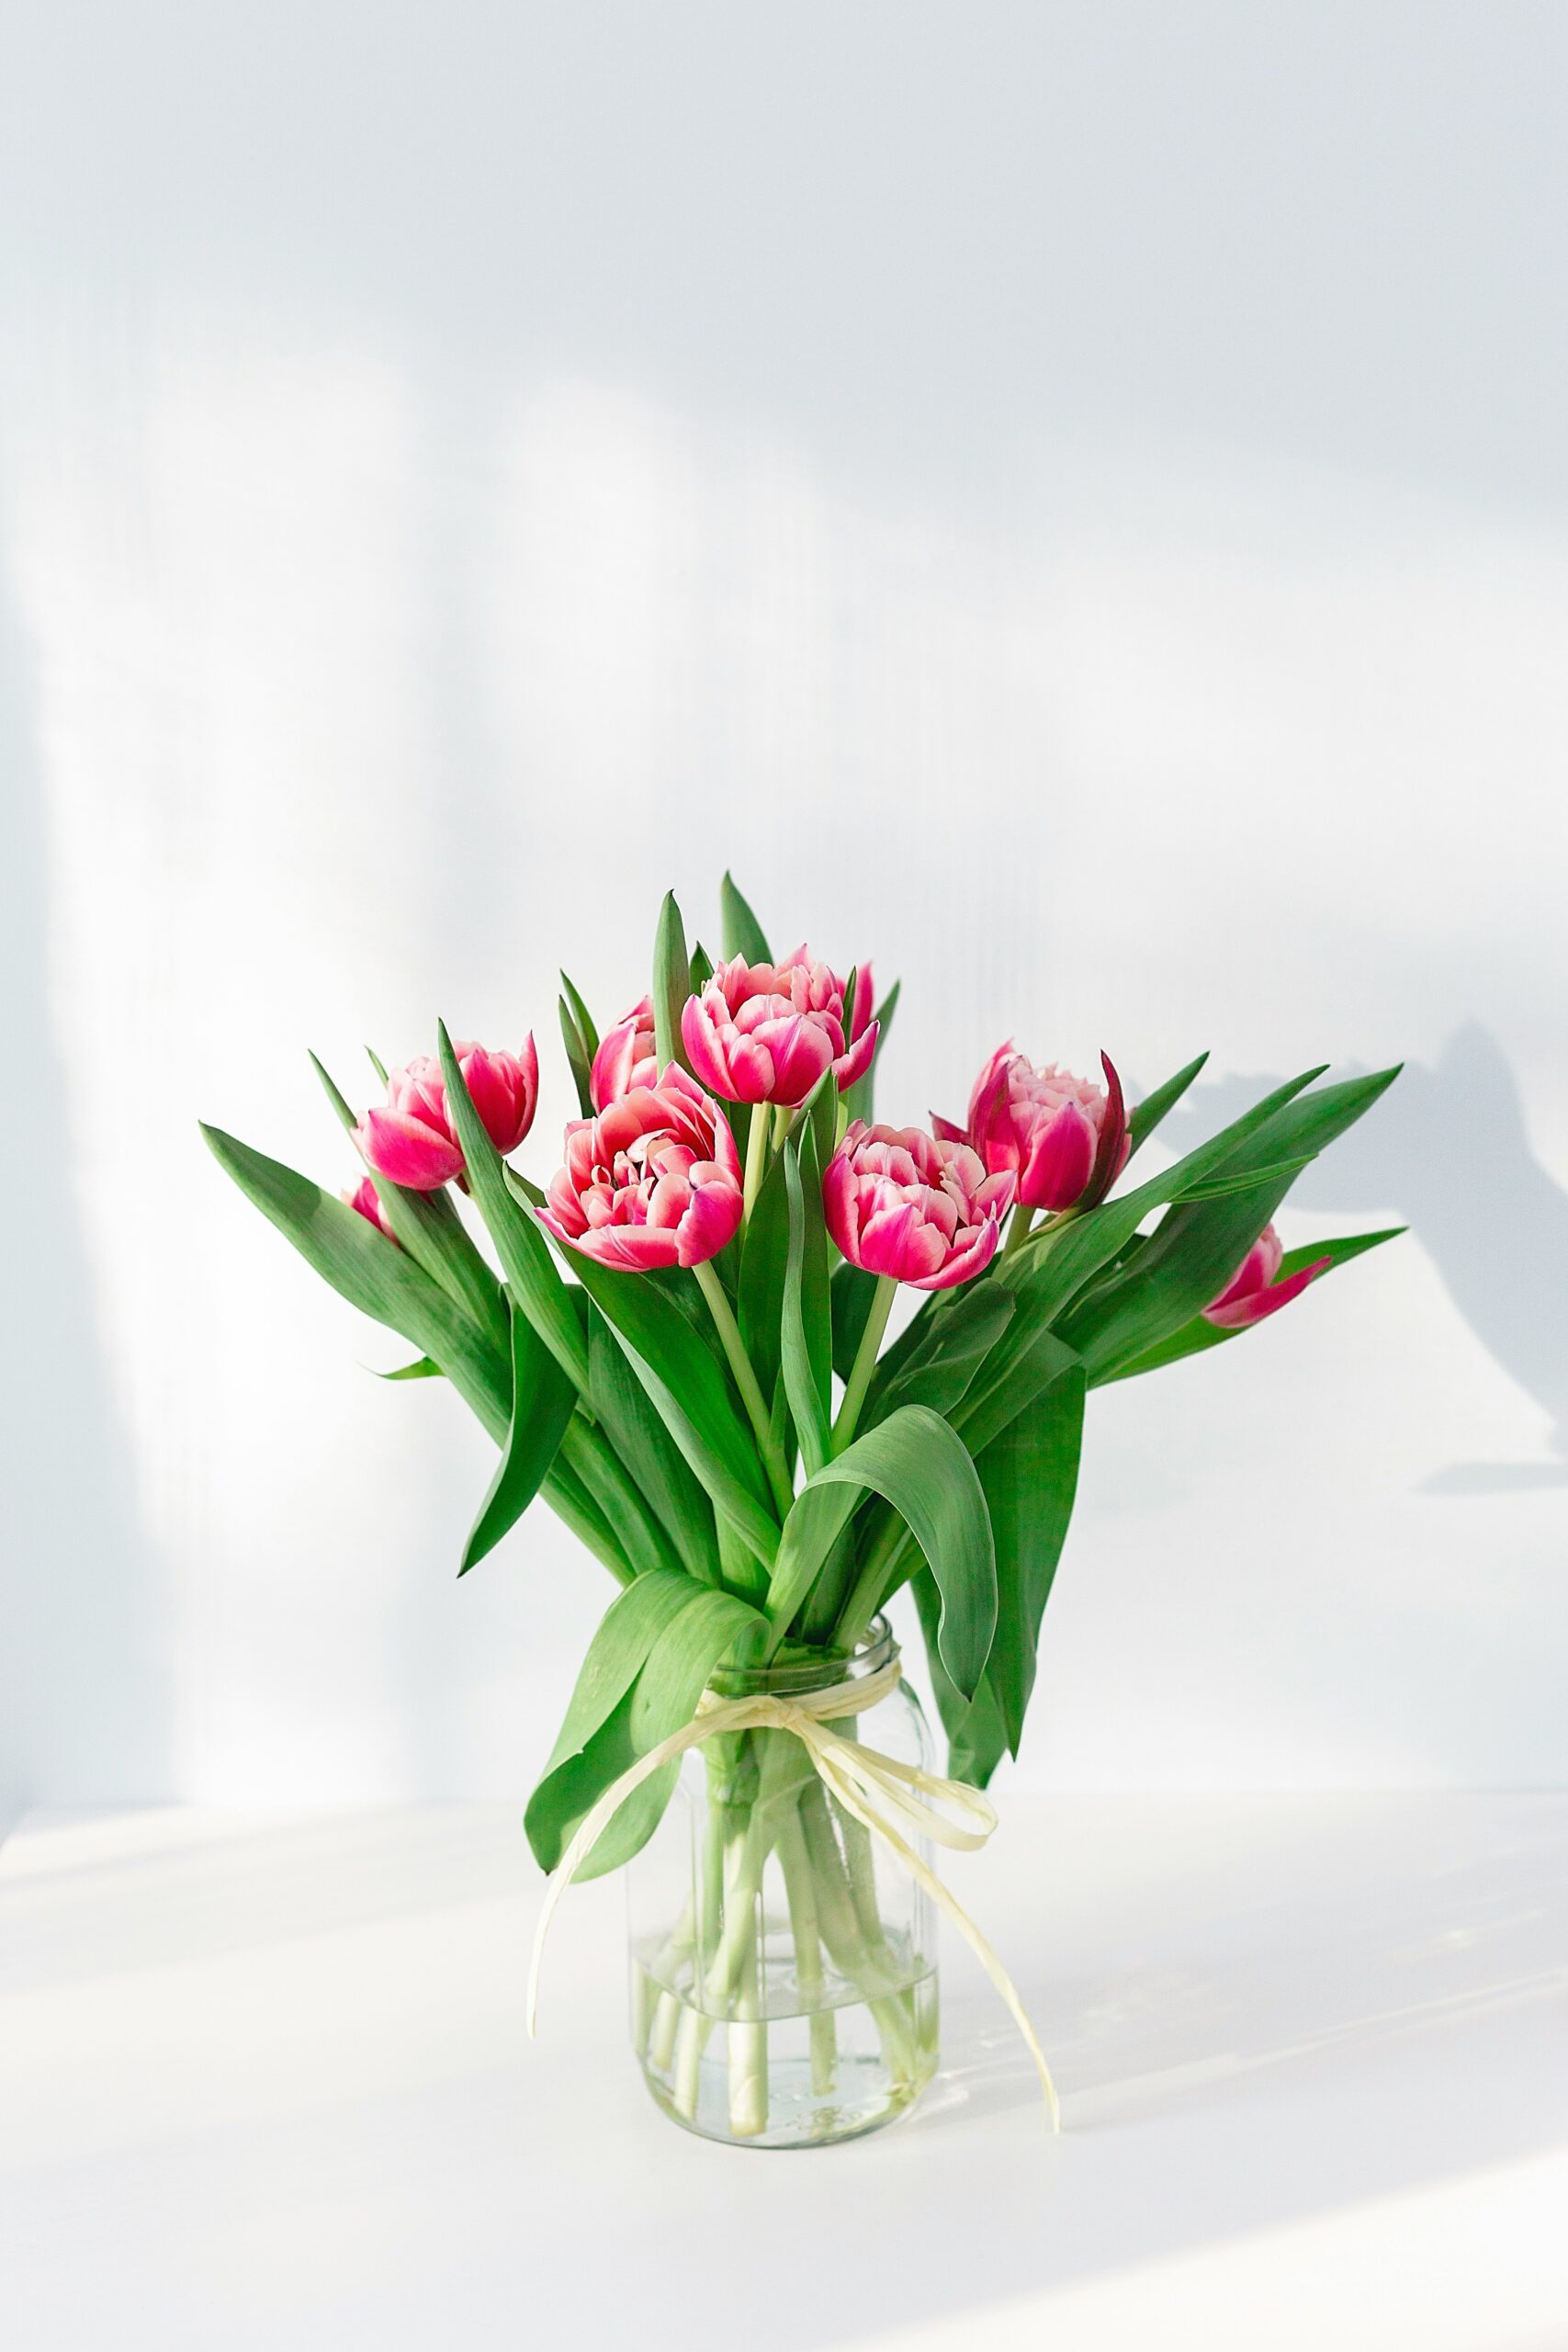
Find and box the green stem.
[741,1102,772,1222]
[694,1259,795,1519]
[836,1527,914,1654]
[1000,1200,1035,1259]
[830,1274,897,1456]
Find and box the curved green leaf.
[767,1404,997,1699]
[437,1022,588,1392]
[525,1571,763,1877]
[201,1123,511,1442]
[976,1354,1086,1754]
[460,1295,577,1574]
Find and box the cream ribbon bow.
[526,1654,1060,2132]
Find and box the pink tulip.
[538,1065,744,1272]
[590,995,660,1110]
[824,1121,1014,1291]
[681,947,879,1107]
[1202,1224,1329,1329]
[940,1046,1129,1213]
[355,1038,538,1192]
[342,1175,398,1243]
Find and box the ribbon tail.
[818,1759,1062,2132]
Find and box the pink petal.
[1203,1255,1327,1330]
[681,998,733,1098]
[356,1107,464,1190]
[910,1215,1001,1291]
[675,1179,744,1265]
[1018,1101,1096,1211]
[833,1019,879,1091]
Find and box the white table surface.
[4,1796,1565,2351]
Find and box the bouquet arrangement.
[205,875,1400,2147]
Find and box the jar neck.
[709,1617,897,1699]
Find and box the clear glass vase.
[626,1619,939,2148]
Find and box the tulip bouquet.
[204,876,1399,2145]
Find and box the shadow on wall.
[1159,1025,1568,1491]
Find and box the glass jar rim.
[707,1616,897,1698]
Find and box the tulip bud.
[342,1175,399,1243]
[590,996,660,1110]
[355,1037,538,1192]
[538,1065,744,1272]
[681,946,879,1107]
[1202,1224,1329,1329]
[953,1046,1129,1214]
[823,1121,1014,1291]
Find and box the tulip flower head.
[824,1121,1014,1291]
[342,1175,399,1243]
[681,949,879,1108]
[943,1046,1129,1214]
[355,1038,538,1192]
[539,1065,744,1272]
[591,995,660,1111]
[1202,1224,1329,1330]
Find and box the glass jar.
[626,1619,939,2147]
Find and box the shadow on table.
[909,1796,1566,2142]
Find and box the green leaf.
[1174,1157,1312,1202]
[558,995,595,1119]
[938,1066,1337,1462]
[909,1562,1010,1788]
[651,890,693,1073]
[737,1142,790,1410]
[524,1569,697,1871]
[460,1294,578,1574]
[559,970,600,1060]
[201,1124,511,1442]
[830,1261,879,1380]
[1094,1226,1406,1385]
[437,1021,589,1393]
[584,1311,722,1583]
[376,1355,443,1381]
[525,1572,763,1878]
[689,941,715,994]
[975,1353,1086,1753]
[555,1241,782,1567]
[766,1405,997,1700]
[863,1280,1015,1431]
[310,1049,508,1352]
[841,977,899,1128]
[1127,1051,1210,1154]
[541,1453,635,1585]
[781,1137,832,1477]
[1063,1068,1403,1378]
[953,1322,1080,1459]
[720,871,773,965]
[558,1415,682,1579]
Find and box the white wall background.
[3,3,1565,1817]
